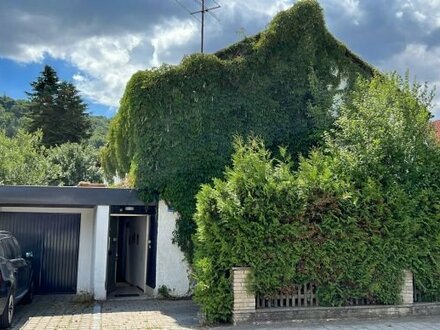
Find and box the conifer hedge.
[102,0,374,259]
[193,74,440,323]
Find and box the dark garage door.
[0,212,81,294]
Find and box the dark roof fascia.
[0,185,148,207]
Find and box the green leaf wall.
[102,0,374,260]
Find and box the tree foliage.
[0,131,104,186]
[88,116,111,148]
[27,65,91,146]
[45,143,104,186]
[0,96,30,137]
[0,130,49,185]
[0,94,110,147]
[102,0,374,260]
[193,74,440,323]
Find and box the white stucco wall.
[154,200,191,297]
[0,206,95,295]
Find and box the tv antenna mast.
[191,0,221,53]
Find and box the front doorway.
[106,215,150,297]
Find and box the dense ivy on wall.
[193,74,440,323]
[102,0,374,260]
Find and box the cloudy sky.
[0,0,439,118]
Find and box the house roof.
[433,120,440,141]
[0,185,147,207]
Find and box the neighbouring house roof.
[0,185,146,207]
[433,120,440,141]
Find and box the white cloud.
[11,45,46,63]
[322,0,363,25]
[380,43,440,118]
[395,0,440,31]
[64,35,145,107]
[4,0,292,111]
[222,0,292,18]
[2,0,440,120]
[3,20,197,109]
[150,19,198,67]
[68,21,196,107]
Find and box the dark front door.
[146,211,157,289]
[106,216,118,293]
[0,212,80,294]
[116,218,127,282]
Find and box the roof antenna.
[191,0,221,53]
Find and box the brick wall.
[401,270,414,305]
[232,267,255,325]
[231,268,417,325]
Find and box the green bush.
[45,142,104,186]
[0,130,49,185]
[0,131,104,186]
[102,0,374,260]
[193,74,440,323]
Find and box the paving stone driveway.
[101,299,199,329]
[10,295,440,329]
[12,295,199,329]
[12,295,95,329]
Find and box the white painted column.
[76,209,95,294]
[93,205,110,300]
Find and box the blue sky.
[0,58,110,115]
[0,0,439,118]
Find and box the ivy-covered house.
[102,0,374,263]
[99,0,376,299]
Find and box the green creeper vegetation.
[193,74,440,323]
[26,65,91,147]
[102,0,375,260]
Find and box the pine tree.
[56,82,91,144]
[26,65,91,146]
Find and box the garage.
[0,212,80,294]
[0,185,151,299]
[0,185,191,300]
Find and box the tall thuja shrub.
[193,74,440,322]
[102,0,374,260]
[325,73,440,300]
[194,139,304,323]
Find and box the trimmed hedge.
[193,74,440,323]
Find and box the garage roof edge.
[0,185,147,207]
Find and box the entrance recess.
[106,215,150,295]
